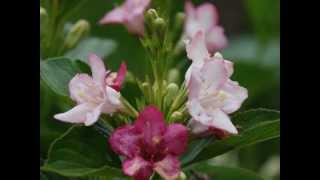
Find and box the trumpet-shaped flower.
[185,31,247,138]
[99,0,151,36]
[184,1,227,53]
[109,106,188,180]
[54,54,127,126]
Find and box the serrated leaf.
[182,109,280,167]
[65,37,117,62]
[40,57,81,96]
[185,163,264,180]
[41,126,125,178]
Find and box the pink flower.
[185,31,247,138]
[184,1,227,53]
[109,106,188,180]
[99,0,151,36]
[54,54,127,126]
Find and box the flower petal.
[84,103,104,126]
[161,124,188,156]
[109,125,141,158]
[200,59,229,92]
[195,3,219,31]
[154,155,181,180]
[186,30,210,65]
[134,106,167,154]
[187,66,201,99]
[100,86,122,114]
[221,80,248,114]
[110,62,127,91]
[99,7,126,24]
[188,118,209,134]
[88,53,107,86]
[188,100,238,135]
[206,26,228,53]
[123,156,153,180]
[69,74,104,104]
[54,103,96,124]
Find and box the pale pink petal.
[54,103,96,124]
[84,103,104,126]
[223,60,234,77]
[201,59,228,92]
[109,125,141,158]
[110,62,127,91]
[187,100,238,135]
[125,13,145,36]
[88,53,107,86]
[206,26,228,53]
[99,7,126,24]
[154,155,181,180]
[122,156,153,180]
[221,80,248,114]
[186,30,210,65]
[69,74,104,104]
[195,3,219,31]
[187,67,201,99]
[101,86,122,114]
[161,124,188,156]
[207,108,238,135]
[188,119,209,134]
[135,106,167,154]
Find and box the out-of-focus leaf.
[41,126,124,178]
[65,37,117,62]
[185,163,263,180]
[222,36,279,67]
[40,57,82,97]
[182,109,280,167]
[245,0,279,43]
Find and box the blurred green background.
[40,0,279,179]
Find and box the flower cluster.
[54,0,248,179]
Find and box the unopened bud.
[125,71,135,83]
[165,83,179,105]
[214,52,224,59]
[153,17,166,40]
[177,172,187,180]
[167,68,180,83]
[64,19,90,49]
[170,111,183,122]
[174,12,185,30]
[142,82,151,98]
[40,7,48,34]
[145,9,159,22]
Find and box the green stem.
[120,96,139,118]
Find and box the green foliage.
[41,126,124,178]
[65,37,117,62]
[181,109,280,167]
[185,163,264,180]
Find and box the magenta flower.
[184,0,227,53]
[54,54,127,126]
[185,31,248,138]
[109,106,188,180]
[99,0,151,36]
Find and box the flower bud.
[165,83,179,106]
[64,19,90,49]
[170,111,183,122]
[177,172,187,180]
[142,82,151,98]
[145,9,159,22]
[167,68,180,83]
[214,52,224,58]
[40,7,48,36]
[125,71,135,83]
[153,17,166,40]
[174,12,185,31]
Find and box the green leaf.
[40,57,82,96]
[182,109,280,167]
[185,163,264,180]
[41,125,125,178]
[65,37,117,62]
